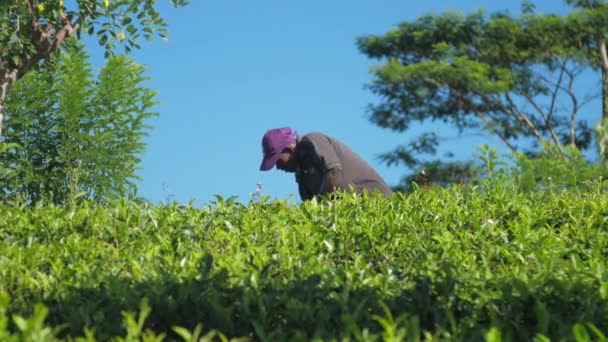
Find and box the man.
[259,127,393,201]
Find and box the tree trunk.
[0,69,19,141]
[0,97,4,142]
[599,38,608,120]
[596,38,608,164]
[603,65,608,122]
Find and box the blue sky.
[84,0,593,205]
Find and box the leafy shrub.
[511,142,607,192]
[0,182,607,341]
[1,42,156,205]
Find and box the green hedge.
[1,182,607,341]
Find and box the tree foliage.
[569,0,608,162]
[0,42,157,204]
[357,2,608,189]
[0,0,189,138]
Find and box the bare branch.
[502,93,548,145]
[473,110,517,151]
[548,60,566,121]
[439,132,490,140]
[520,92,547,119]
[519,91,562,147]
[23,0,35,13]
[537,61,583,147]
[581,92,602,107]
[537,66,595,113]
[26,0,39,37]
[20,13,83,79]
[53,15,82,49]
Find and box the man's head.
[259,127,298,172]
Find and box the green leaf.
[586,323,607,340]
[12,315,27,331]
[486,327,501,342]
[172,326,192,341]
[573,323,591,342]
[600,281,608,300]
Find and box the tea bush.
[1,180,607,341]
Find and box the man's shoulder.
[302,132,333,144]
[297,132,334,158]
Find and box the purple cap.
[259,127,297,171]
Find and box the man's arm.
[298,182,315,201]
[295,139,323,201]
[320,167,343,195]
[303,133,343,196]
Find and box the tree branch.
[473,110,517,151]
[519,91,562,147]
[548,60,567,121]
[20,12,82,79]
[53,14,82,49]
[423,77,518,152]
[23,0,35,14]
[502,93,557,151]
[536,62,584,147]
[499,93,546,142]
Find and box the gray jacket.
[294,132,393,200]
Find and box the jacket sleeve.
[296,172,315,201]
[320,167,343,196]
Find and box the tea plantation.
[1,181,607,341]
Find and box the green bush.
[0,182,607,341]
[1,42,157,205]
[511,142,607,192]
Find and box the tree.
[565,0,608,116]
[0,42,157,204]
[356,3,605,189]
[564,0,608,162]
[0,0,189,139]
